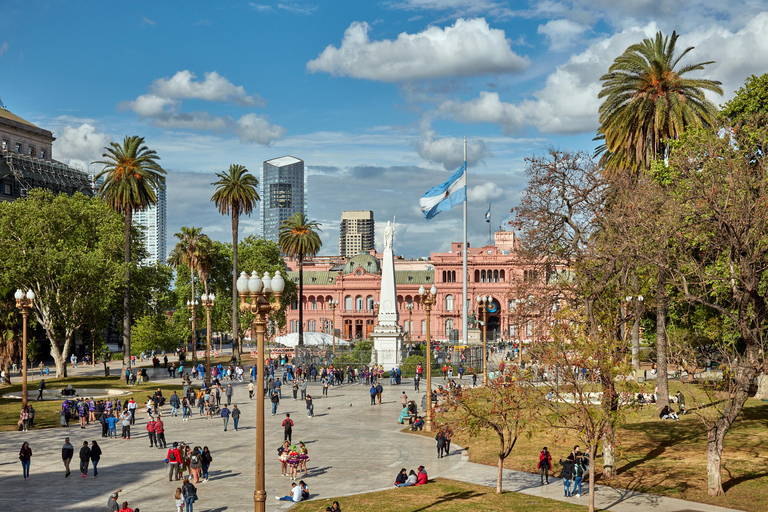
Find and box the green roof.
[395,270,435,285]
[287,271,338,286]
[286,269,435,286]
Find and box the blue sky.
[2,0,767,258]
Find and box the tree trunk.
[602,427,616,479]
[496,455,504,494]
[706,426,725,496]
[232,210,240,356]
[754,374,768,400]
[47,327,72,378]
[298,256,304,347]
[601,374,618,478]
[588,443,596,512]
[122,207,132,381]
[631,271,641,370]
[656,270,669,410]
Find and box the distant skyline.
[2,1,766,258]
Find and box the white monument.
[371,220,405,368]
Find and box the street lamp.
[15,289,34,408]
[201,293,215,389]
[329,299,337,354]
[237,270,285,512]
[418,284,437,432]
[405,302,414,344]
[477,295,494,386]
[186,299,199,362]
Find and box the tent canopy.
[274,332,350,348]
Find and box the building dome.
[343,253,380,274]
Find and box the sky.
[1,0,767,259]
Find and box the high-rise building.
[340,210,375,258]
[133,186,167,265]
[261,156,305,243]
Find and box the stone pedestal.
[371,325,405,368]
[467,328,482,344]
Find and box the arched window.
[311,298,317,310]
[366,296,374,311]
[500,269,505,282]
[442,270,447,282]
[422,320,427,335]
[493,269,499,283]
[344,295,352,311]
[355,296,364,311]
[445,318,454,334]
[452,270,456,283]
[445,294,454,311]
[474,270,480,282]
[481,270,486,283]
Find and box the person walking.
[282,413,294,443]
[167,442,181,481]
[220,404,230,431]
[369,384,377,406]
[376,381,383,405]
[181,477,197,512]
[306,395,314,418]
[155,416,167,448]
[62,437,74,477]
[300,379,308,400]
[270,389,280,416]
[170,391,181,417]
[189,447,203,483]
[443,425,453,455]
[19,442,32,480]
[146,416,157,447]
[538,446,552,485]
[201,446,212,482]
[435,429,446,458]
[231,404,241,431]
[37,379,45,401]
[79,441,91,478]
[248,380,254,400]
[127,398,137,425]
[400,391,408,409]
[559,456,575,497]
[91,440,102,478]
[225,384,233,405]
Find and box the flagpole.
[462,136,468,348]
[488,202,492,246]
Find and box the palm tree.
[168,227,213,357]
[93,135,166,380]
[211,164,259,355]
[596,31,723,172]
[279,213,322,347]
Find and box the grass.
[290,478,591,512]
[424,379,768,512]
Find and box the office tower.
[133,185,167,265]
[261,156,305,243]
[340,210,375,258]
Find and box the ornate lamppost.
[236,270,285,512]
[186,299,199,361]
[201,293,215,389]
[329,299,337,354]
[15,289,34,408]
[418,284,437,432]
[406,302,414,344]
[477,295,494,386]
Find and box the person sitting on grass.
[660,405,680,421]
[395,468,407,486]
[415,465,428,485]
[397,470,418,487]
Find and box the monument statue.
[371,218,404,367]
[384,221,393,250]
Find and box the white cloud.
[121,70,283,145]
[387,0,515,18]
[278,3,318,15]
[0,41,8,57]
[250,3,273,11]
[142,17,155,26]
[537,19,588,51]
[307,18,529,82]
[52,124,112,171]
[415,125,492,169]
[468,181,503,202]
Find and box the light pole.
[329,299,337,354]
[477,295,493,386]
[406,302,414,344]
[201,293,215,389]
[15,289,34,408]
[419,284,437,432]
[186,299,199,362]
[237,270,285,512]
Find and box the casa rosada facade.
[283,231,561,345]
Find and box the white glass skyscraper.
[133,186,167,265]
[261,156,305,243]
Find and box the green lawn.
[291,478,592,512]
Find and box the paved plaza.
[0,359,744,512]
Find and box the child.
[174,488,184,512]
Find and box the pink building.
[284,230,555,344]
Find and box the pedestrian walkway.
[0,364,745,512]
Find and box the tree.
[0,190,124,376]
[445,375,534,494]
[168,227,213,355]
[94,135,166,380]
[131,313,182,355]
[278,213,322,347]
[211,164,260,355]
[596,30,723,172]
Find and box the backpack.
[169,450,177,462]
[277,446,285,455]
[191,454,200,465]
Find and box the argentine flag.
[420,165,466,220]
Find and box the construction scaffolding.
[1,149,92,199]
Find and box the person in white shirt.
[276,482,303,502]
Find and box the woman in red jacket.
[538,446,552,485]
[415,465,428,485]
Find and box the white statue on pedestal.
[384,220,393,250]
